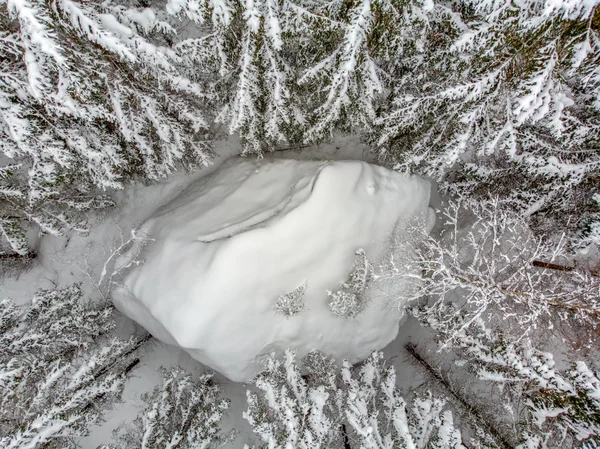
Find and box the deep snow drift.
[112,157,435,382]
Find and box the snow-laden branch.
[382,196,600,347]
[245,350,470,448]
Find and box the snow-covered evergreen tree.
[0,0,212,254]
[163,0,600,246]
[393,196,600,447]
[0,284,139,448]
[2,0,599,251]
[168,0,306,153]
[110,367,230,449]
[427,323,600,449]
[245,350,471,448]
[376,0,600,247]
[168,0,436,152]
[244,349,343,448]
[341,352,466,449]
[302,0,432,143]
[4,0,597,250]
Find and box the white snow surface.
[112,157,435,382]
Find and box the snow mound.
[112,157,435,382]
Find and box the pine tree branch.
[0,251,36,260]
[405,343,514,449]
[74,337,152,427]
[92,334,152,381]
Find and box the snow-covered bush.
[0,285,139,448]
[0,0,212,254]
[327,249,373,318]
[245,350,469,449]
[274,281,307,317]
[110,367,230,449]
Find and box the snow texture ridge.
[112,157,435,382]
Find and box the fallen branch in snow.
[545,299,600,318]
[93,333,153,381]
[341,424,351,449]
[272,144,310,152]
[0,251,36,260]
[98,228,139,292]
[405,343,514,449]
[423,270,600,319]
[532,260,600,278]
[81,358,141,415]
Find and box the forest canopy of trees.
[1,0,599,254]
[1,0,600,448]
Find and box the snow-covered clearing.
[0,136,435,448]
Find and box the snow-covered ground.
[3,135,434,448]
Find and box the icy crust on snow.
[112,157,434,382]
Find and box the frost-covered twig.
[98,227,155,296]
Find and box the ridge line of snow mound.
[112,157,435,382]
[195,165,324,243]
